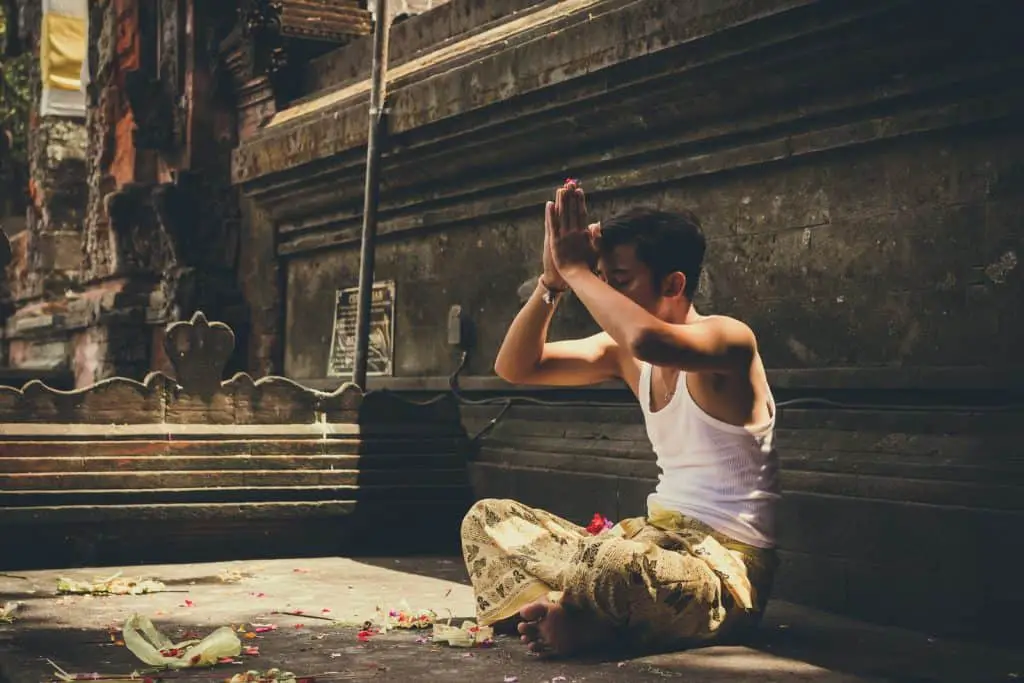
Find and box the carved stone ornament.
[0,311,461,428]
[163,311,236,398]
[239,0,288,79]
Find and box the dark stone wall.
[301,0,546,95]
[238,197,285,376]
[461,401,1024,643]
[242,0,1024,383]
[280,130,1023,380]
[235,0,1024,639]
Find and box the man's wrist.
[538,275,567,293]
[537,276,566,305]
[559,265,593,284]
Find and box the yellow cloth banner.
[40,0,87,117]
[41,11,86,91]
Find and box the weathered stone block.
[35,230,82,271]
[7,338,68,370]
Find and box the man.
[460,180,780,657]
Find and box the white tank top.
[639,362,781,548]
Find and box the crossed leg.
[461,498,732,658]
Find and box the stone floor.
[0,557,1020,683]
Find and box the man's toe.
[519,600,549,622]
[518,621,540,638]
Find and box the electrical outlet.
[448,305,465,347]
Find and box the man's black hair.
[598,207,706,299]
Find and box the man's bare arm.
[562,269,755,374]
[493,282,620,386]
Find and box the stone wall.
[238,197,284,377]
[4,0,161,384]
[6,0,88,300]
[3,0,258,387]
[233,0,1024,638]
[302,0,545,95]
[81,0,133,283]
[380,0,450,22]
[235,0,1023,386]
[2,0,88,375]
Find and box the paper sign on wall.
[326,281,396,378]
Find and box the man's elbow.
[628,325,754,371]
[494,359,530,385]
[626,327,668,365]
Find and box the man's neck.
[663,301,700,326]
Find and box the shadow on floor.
[339,558,1024,683]
[347,556,472,586]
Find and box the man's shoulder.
[684,314,759,379]
[692,314,757,342]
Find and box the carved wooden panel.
[222,0,372,114]
[278,0,372,42]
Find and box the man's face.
[596,243,666,316]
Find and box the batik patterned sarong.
[460,498,777,650]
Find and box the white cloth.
[639,362,781,548]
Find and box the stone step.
[0,437,467,457]
[0,499,361,523]
[0,499,470,568]
[0,467,469,490]
[0,483,469,507]
[0,453,464,473]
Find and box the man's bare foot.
[516,595,613,657]
[491,614,522,636]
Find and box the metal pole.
[352,0,390,390]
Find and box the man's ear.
[662,272,686,298]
